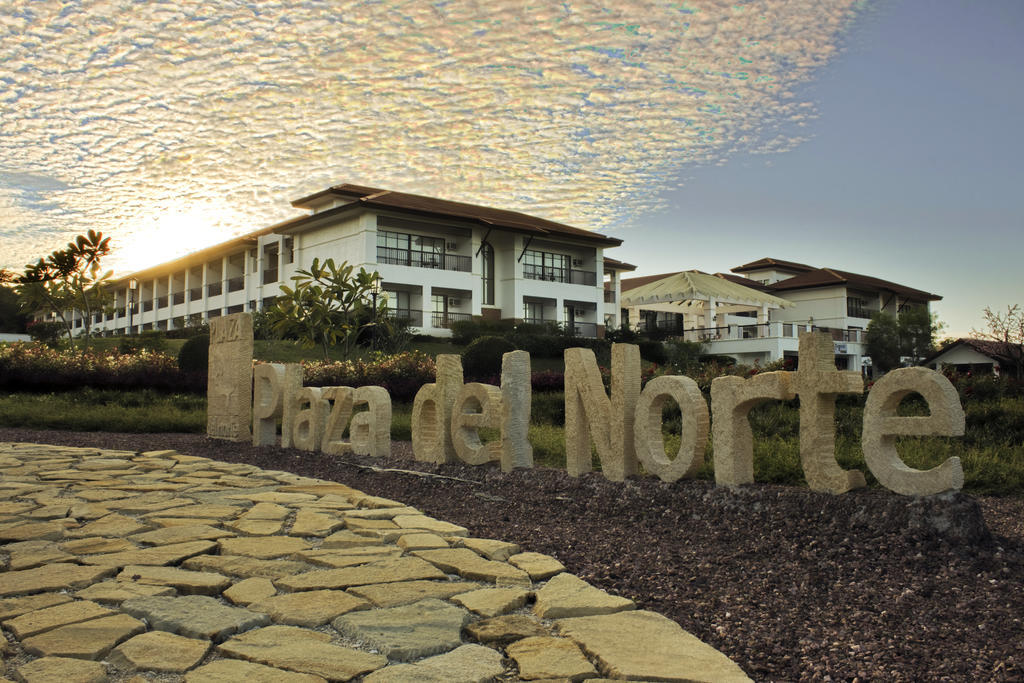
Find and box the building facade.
[65,185,632,338]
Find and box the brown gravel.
[2,428,1022,682]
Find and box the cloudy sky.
[1,0,1020,336]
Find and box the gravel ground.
[2,428,1022,682]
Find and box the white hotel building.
[74,184,635,338]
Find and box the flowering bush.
[0,343,206,393]
[303,351,436,403]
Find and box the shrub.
[0,344,205,393]
[177,334,210,373]
[119,330,166,354]
[304,351,436,403]
[26,321,65,348]
[450,318,517,346]
[461,335,516,381]
[637,340,667,365]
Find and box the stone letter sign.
[207,313,254,440]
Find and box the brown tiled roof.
[714,272,774,292]
[284,184,622,246]
[767,268,941,301]
[925,338,1024,366]
[731,257,816,274]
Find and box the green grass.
[0,389,206,433]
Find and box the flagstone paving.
[0,441,751,682]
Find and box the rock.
[412,548,532,586]
[451,587,531,617]
[458,537,520,561]
[465,614,551,645]
[289,509,345,537]
[64,513,150,538]
[347,579,482,608]
[182,554,312,579]
[75,581,176,604]
[395,533,448,551]
[533,572,635,619]
[505,636,598,681]
[217,625,386,680]
[248,589,370,626]
[556,610,752,682]
[392,514,468,536]
[217,536,312,559]
[79,540,217,568]
[363,643,506,682]
[108,631,211,672]
[0,563,117,598]
[3,599,114,638]
[293,546,401,568]
[320,530,385,549]
[60,537,137,556]
[21,613,146,659]
[0,520,69,542]
[121,595,270,642]
[0,593,73,620]
[14,656,108,683]
[128,524,234,545]
[274,556,445,591]
[185,659,326,682]
[114,565,231,595]
[332,598,471,662]
[5,540,74,570]
[223,577,277,605]
[508,551,565,580]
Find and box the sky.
[1,0,1021,337]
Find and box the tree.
[265,258,385,360]
[0,283,29,333]
[866,312,902,374]
[14,230,113,347]
[865,306,942,374]
[972,304,1024,378]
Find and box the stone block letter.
[411,354,464,463]
[500,350,534,472]
[710,372,795,487]
[862,367,965,496]
[635,375,709,482]
[564,343,640,480]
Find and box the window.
[283,237,294,265]
[385,289,411,313]
[263,244,279,284]
[481,242,494,306]
[523,300,546,323]
[522,250,569,283]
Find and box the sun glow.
[111,205,249,276]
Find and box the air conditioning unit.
[574,308,586,317]
[448,298,461,307]
[571,258,584,266]
[446,241,458,250]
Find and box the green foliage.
[0,285,28,333]
[26,321,65,348]
[266,258,384,360]
[303,351,436,402]
[866,312,902,373]
[14,230,113,347]
[0,343,204,393]
[119,330,166,354]
[637,340,667,365]
[461,335,516,380]
[177,334,210,373]
[866,307,942,372]
[664,339,705,374]
[449,318,516,346]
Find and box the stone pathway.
[0,442,751,682]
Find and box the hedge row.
[0,344,206,393]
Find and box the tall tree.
[265,258,384,360]
[865,306,942,374]
[972,304,1024,377]
[14,230,113,346]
